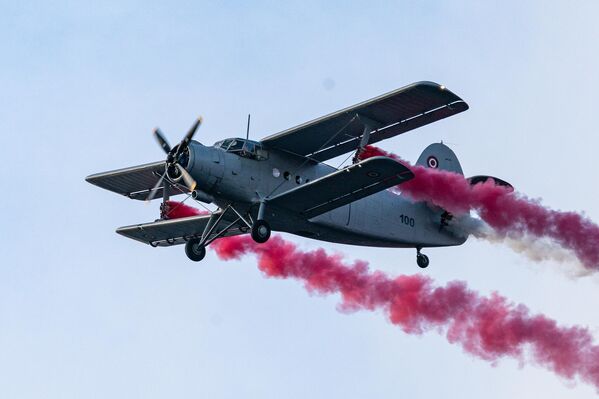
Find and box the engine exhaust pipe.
[191,189,214,204]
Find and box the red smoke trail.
[359,146,599,271]
[163,200,206,219]
[161,203,599,386]
[211,234,599,390]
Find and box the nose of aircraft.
[146,118,203,201]
[188,141,224,192]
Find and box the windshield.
[214,138,268,160]
[227,139,244,152]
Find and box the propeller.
[146,117,202,201]
[177,164,197,192]
[146,173,165,202]
[174,118,202,159]
[153,128,172,154]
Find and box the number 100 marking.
[400,214,415,227]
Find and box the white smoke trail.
[454,215,589,277]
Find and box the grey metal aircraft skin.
[86,81,508,268]
[185,140,464,249]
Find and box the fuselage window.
[272,168,281,178]
[295,176,302,184]
[283,171,290,180]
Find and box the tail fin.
[416,143,463,175]
[416,143,514,190]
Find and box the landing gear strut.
[180,203,254,262]
[174,202,270,262]
[416,248,430,268]
[185,238,206,262]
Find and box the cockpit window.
[243,141,256,154]
[213,138,268,160]
[227,139,244,152]
[214,139,231,150]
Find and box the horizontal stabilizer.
[116,213,245,247]
[468,175,514,191]
[267,156,414,219]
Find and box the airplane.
[86,81,509,268]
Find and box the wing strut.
[352,114,382,163]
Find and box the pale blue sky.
[2,1,599,398]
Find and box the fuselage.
[184,139,467,249]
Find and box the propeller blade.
[153,128,171,154]
[183,117,202,145]
[177,164,197,192]
[146,172,166,202]
[174,117,202,158]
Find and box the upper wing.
[266,156,414,219]
[85,161,187,201]
[260,81,468,162]
[116,213,245,246]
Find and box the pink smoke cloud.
[161,186,599,389]
[358,146,599,271]
[163,200,206,219]
[210,234,599,390]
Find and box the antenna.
[246,114,251,140]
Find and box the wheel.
[185,238,206,262]
[251,220,271,243]
[416,253,429,268]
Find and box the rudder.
[416,143,463,175]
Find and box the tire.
[185,239,206,262]
[251,220,271,243]
[417,253,429,269]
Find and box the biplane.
[86,81,506,267]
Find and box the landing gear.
[180,203,255,261]
[251,220,271,243]
[185,238,206,262]
[173,202,270,262]
[417,254,429,268]
[251,201,271,244]
[416,248,430,268]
